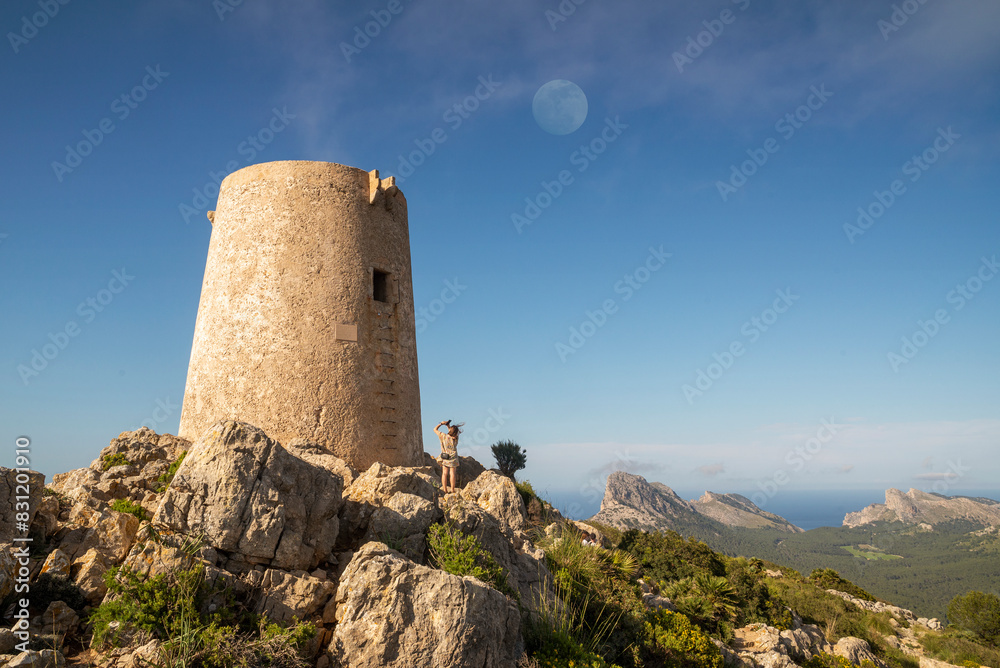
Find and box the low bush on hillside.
[155,450,187,492]
[643,609,723,668]
[100,453,131,470]
[90,563,315,667]
[808,568,877,602]
[427,522,519,600]
[110,498,149,522]
[947,591,1000,646]
[921,631,1000,668]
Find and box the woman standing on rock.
[435,419,462,492]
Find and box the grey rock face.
[154,421,348,572]
[330,542,521,668]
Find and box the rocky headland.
[843,488,1000,529]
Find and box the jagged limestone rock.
[5,649,66,667]
[834,637,888,668]
[40,549,71,578]
[331,542,521,668]
[250,568,338,624]
[0,468,45,542]
[337,461,438,550]
[363,492,442,561]
[461,470,530,539]
[843,487,1000,528]
[154,421,347,572]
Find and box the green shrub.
[524,617,619,668]
[619,530,726,582]
[536,531,644,667]
[427,522,518,600]
[643,609,723,668]
[921,632,1000,668]
[808,568,876,602]
[803,652,856,668]
[110,498,149,522]
[515,479,537,507]
[664,574,739,637]
[89,563,314,667]
[155,450,187,492]
[101,453,132,470]
[948,591,1000,645]
[28,573,88,612]
[491,440,527,481]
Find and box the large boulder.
[732,622,832,668]
[834,637,888,668]
[337,462,438,550]
[0,544,17,600]
[363,492,442,562]
[249,568,338,624]
[444,497,549,608]
[461,471,529,538]
[154,421,348,572]
[0,468,45,541]
[330,542,521,668]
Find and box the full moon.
[532,80,588,135]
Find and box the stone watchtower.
[178,160,422,470]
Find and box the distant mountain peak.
[843,488,1000,528]
[592,471,802,533]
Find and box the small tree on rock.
[490,440,526,481]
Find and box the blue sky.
[2,0,998,520]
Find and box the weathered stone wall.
[178,161,422,470]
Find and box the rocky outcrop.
[154,421,349,572]
[730,621,832,668]
[591,471,801,535]
[843,488,1000,528]
[591,471,703,533]
[337,460,437,552]
[834,637,888,668]
[691,492,803,532]
[825,589,918,624]
[0,468,45,542]
[0,424,540,668]
[330,542,521,668]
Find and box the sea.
[548,488,1000,531]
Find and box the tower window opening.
[373,269,390,302]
